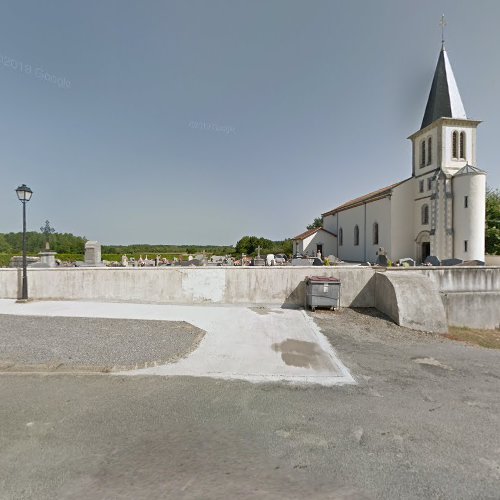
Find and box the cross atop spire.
[440,14,447,49]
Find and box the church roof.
[322,179,409,217]
[293,227,337,241]
[455,164,486,176]
[421,48,467,129]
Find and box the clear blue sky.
[1,0,499,245]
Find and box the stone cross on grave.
[256,246,261,258]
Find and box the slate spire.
[421,48,467,129]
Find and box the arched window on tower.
[421,204,429,225]
[420,140,426,167]
[373,223,379,245]
[339,227,343,246]
[354,225,359,246]
[427,137,432,165]
[452,131,458,159]
[460,131,466,160]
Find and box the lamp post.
[15,184,33,301]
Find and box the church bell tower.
[407,19,486,263]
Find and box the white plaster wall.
[413,127,439,176]
[323,214,337,234]
[337,205,366,262]
[442,124,477,173]
[302,231,337,258]
[453,173,486,261]
[414,173,435,200]
[391,179,415,260]
[302,234,314,256]
[414,197,432,247]
[364,198,391,263]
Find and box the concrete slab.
[0,300,355,386]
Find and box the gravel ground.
[0,314,205,372]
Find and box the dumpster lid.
[306,276,340,283]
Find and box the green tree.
[486,186,500,255]
[306,217,323,230]
[0,234,12,253]
[235,236,273,255]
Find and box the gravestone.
[376,254,389,266]
[9,256,40,268]
[376,247,389,266]
[85,241,102,266]
[424,255,441,266]
[37,250,57,267]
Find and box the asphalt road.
[0,309,499,499]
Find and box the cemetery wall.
[0,266,498,329]
[0,267,377,307]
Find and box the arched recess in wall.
[354,225,359,246]
[421,204,429,225]
[339,227,343,246]
[373,222,379,245]
[459,131,466,159]
[452,131,458,159]
[415,230,431,262]
[420,140,426,167]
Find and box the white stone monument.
[85,241,102,266]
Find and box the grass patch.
[446,327,500,349]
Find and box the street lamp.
[15,184,33,301]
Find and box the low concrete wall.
[386,267,500,330]
[0,266,498,331]
[415,267,500,293]
[441,292,500,330]
[375,272,448,333]
[0,267,377,307]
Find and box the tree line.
[0,232,293,257]
[0,232,86,254]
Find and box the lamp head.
[16,184,33,202]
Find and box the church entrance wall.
[422,242,431,261]
[415,231,431,263]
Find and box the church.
[293,41,486,264]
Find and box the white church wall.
[364,198,391,263]
[414,172,435,199]
[323,214,337,234]
[453,173,486,261]
[390,180,415,261]
[442,124,477,173]
[413,127,439,177]
[414,195,433,245]
[336,200,391,263]
[337,205,365,262]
